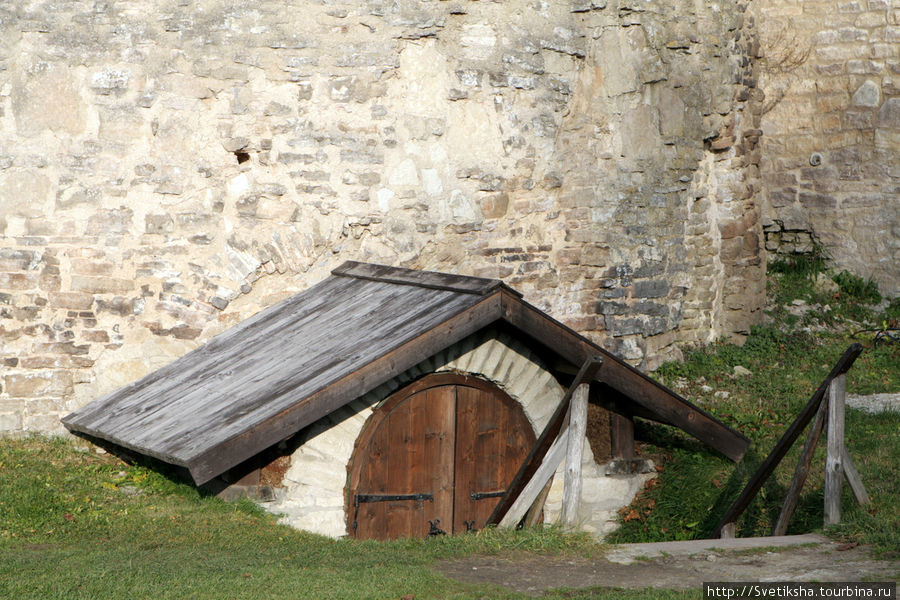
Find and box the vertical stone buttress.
[550,0,766,366]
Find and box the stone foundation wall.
[0,0,764,436]
[268,329,653,539]
[755,0,899,295]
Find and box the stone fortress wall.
[0,0,891,437]
[755,0,899,294]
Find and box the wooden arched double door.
[347,373,536,539]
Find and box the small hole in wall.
[234,151,251,164]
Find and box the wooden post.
[560,383,588,528]
[841,447,870,506]
[773,399,828,536]
[498,430,569,528]
[720,522,735,539]
[609,410,635,460]
[824,374,846,526]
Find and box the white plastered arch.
[265,327,652,538]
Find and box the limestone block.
[658,87,686,137]
[86,208,134,235]
[421,169,443,197]
[0,412,23,432]
[597,29,639,97]
[11,60,86,136]
[0,172,52,216]
[90,67,131,96]
[875,128,900,153]
[877,98,900,128]
[439,190,482,225]
[24,414,66,433]
[388,158,419,186]
[479,193,509,219]
[99,108,145,143]
[460,23,498,60]
[256,198,296,222]
[70,276,134,294]
[4,371,73,397]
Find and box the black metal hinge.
[355,493,434,505]
[470,490,506,501]
[352,492,434,534]
[428,519,446,536]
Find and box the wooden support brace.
[560,382,588,528]
[498,430,569,528]
[825,374,846,526]
[841,447,870,506]
[487,356,603,526]
[773,398,828,536]
[523,480,553,527]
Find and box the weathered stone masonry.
[1,0,766,435]
[756,0,899,295]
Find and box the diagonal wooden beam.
[498,429,570,528]
[487,356,603,526]
[772,398,827,536]
[714,343,863,537]
[841,447,870,506]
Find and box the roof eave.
[497,289,750,462]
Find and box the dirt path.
[436,535,900,595]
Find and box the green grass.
[609,265,900,555]
[1,436,683,600]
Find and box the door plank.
[453,385,480,533]
[424,386,457,536]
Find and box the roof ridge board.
[332,260,523,298]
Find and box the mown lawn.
[0,436,696,600]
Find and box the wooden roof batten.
[62,261,748,485]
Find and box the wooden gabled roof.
[63,261,748,484]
